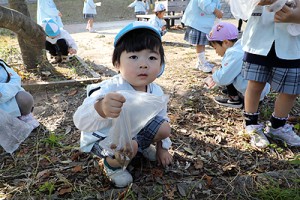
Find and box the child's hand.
[211,66,219,74]
[157,148,173,167]
[213,9,223,19]
[275,4,300,23]
[162,26,166,31]
[204,76,216,89]
[68,48,77,55]
[96,92,126,118]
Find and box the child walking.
[73,21,173,188]
[41,18,78,63]
[204,22,270,108]
[148,3,167,36]
[241,1,300,148]
[128,0,148,15]
[0,59,39,129]
[83,0,101,33]
[181,0,223,73]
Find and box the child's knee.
[15,91,34,115]
[131,140,139,157]
[16,91,34,106]
[155,121,171,140]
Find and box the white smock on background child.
[0,59,39,129]
[128,0,147,15]
[148,3,167,36]
[37,0,64,28]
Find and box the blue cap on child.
[41,18,60,37]
[206,22,238,41]
[114,21,165,77]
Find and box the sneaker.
[89,29,97,33]
[245,124,270,148]
[142,144,157,161]
[265,123,300,147]
[196,62,213,73]
[104,160,133,188]
[18,113,40,129]
[214,96,243,108]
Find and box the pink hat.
[206,22,238,41]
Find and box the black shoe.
[221,88,228,95]
[51,56,62,64]
[214,96,243,108]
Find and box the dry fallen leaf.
[194,159,204,169]
[68,89,78,96]
[58,187,72,195]
[72,165,82,173]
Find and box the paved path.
[64,19,134,34]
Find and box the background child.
[181,0,223,73]
[204,22,270,108]
[144,0,150,14]
[0,59,39,129]
[37,0,64,28]
[128,0,147,16]
[41,18,78,63]
[241,1,300,148]
[148,3,167,36]
[83,0,101,33]
[73,22,173,188]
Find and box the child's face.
[116,49,162,91]
[157,11,165,19]
[211,41,228,57]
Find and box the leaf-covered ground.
[1,22,300,199]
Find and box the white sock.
[198,52,206,64]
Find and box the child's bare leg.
[274,93,297,118]
[244,80,266,113]
[152,121,171,142]
[196,44,205,54]
[152,122,172,167]
[196,44,213,71]
[89,18,94,30]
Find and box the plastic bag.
[0,109,33,153]
[229,0,260,20]
[99,90,168,169]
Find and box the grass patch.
[254,183,300,200]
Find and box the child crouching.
[73,22,173,188]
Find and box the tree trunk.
[0,1,46,70]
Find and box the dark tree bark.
[0,1,46,70]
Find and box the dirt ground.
[1,19,300,199]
